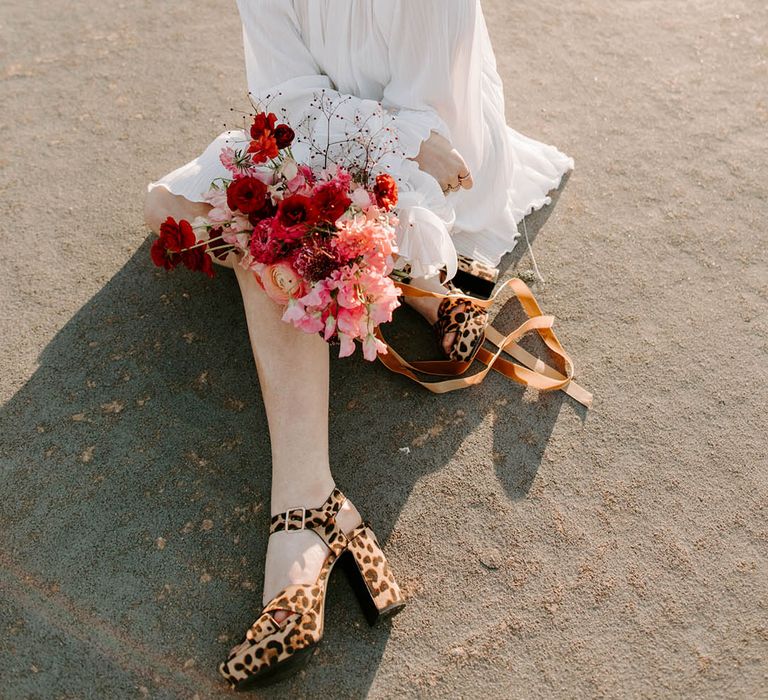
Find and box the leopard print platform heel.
[340,523,406,625]
[217,488,404,689]
[432,292,490,362]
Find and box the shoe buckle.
[284,507,306,531]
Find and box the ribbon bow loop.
[374,276,592,408]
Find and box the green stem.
[180,233,230,253]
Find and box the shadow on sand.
[0,176,581,697]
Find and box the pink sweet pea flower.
[336,305,366,337]
[296,310,325,333]
[323,312,337,341]
[204,188,235,224]
[337,332,356,358]
[299,280,332,308]
[362,333,388,361]
[281,297,306,324]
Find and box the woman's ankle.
[400,273,451,323]
[336,499,362,534]
[270,475,336,516]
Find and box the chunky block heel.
[218,490,405,689]
[342,523,406,625]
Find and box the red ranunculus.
[226,175,269,214]
[150,217,196,270]
[274,124,295,149]
[312,182,351,224]
[248,112,281,163]
[181,244,215,278]
[373,173,398,210]
[250,112,277,141]
[247,133,280,163]
[150,236,179,270]
[277,194,318,231]
[248,196,277,226]
[160,216,196,250]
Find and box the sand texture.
[1,0,766,698]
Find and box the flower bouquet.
[150,108,402,361]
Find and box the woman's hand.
[412,131,474,194]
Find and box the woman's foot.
[399,273,460,356]
[400,273,489,361]
[261,498,362,624]
[220,488,405,687]
[402,294,458,355]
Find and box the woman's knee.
[143,185,173,233]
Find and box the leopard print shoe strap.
[262,582,319,618]
[268,487,350,557]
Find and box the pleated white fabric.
[147,0,574,280]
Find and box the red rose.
[226,176,269,214]
[277,194,318,231]
[250,112,277,140]
[373,173,398,210]
[274,124,295,149]
[247,133,280,164]
[312,182,351,224]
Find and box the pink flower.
[323,312,337,341]
[286,173,309,194]
[336,305,367,337]
[297,164,316,186]
[219,147,269,177]
[319,165,352,191]
[337,332,356,358]
[204,188,234,224]
[336,281,362,310]
[259,261,305,305]
[332,213,398,268]
[296,311,325,334]
[335,167,352,190]
[350,185,374,210]
[281,297,324,333]
[362,333,388,361]
[282,299,324,333]
[298,280,332,308]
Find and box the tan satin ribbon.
[373,277,593,408]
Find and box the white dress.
[147,0,574,281]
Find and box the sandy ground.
[1,0,767,698]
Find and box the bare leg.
[144,187,361,621]
[232,263,361,620]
